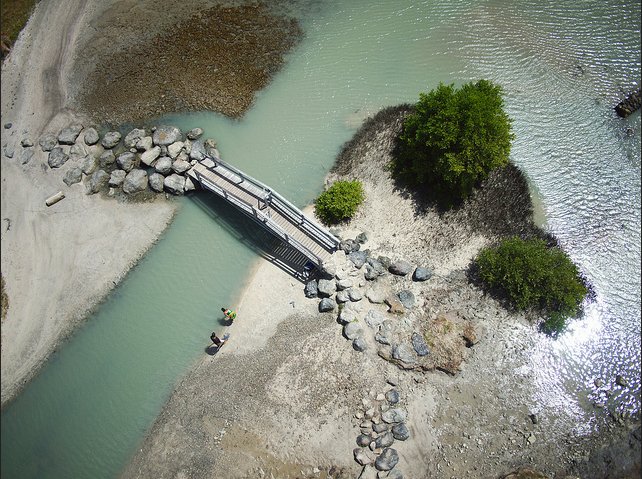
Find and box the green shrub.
[315,180,364,225]
[392,80,514,202]
[475,237,588,334]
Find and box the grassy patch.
[1,0,38,53]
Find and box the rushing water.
[2,1,640,477]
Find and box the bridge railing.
[193,170,327,266]
[201,154,341,252]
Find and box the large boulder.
[317,278,336,297]
[83,127,99,145]
[188,139,206,160]
[392,343,416,364]
[164,173,185,195]
[318,297,336,312]
[167,141,184,159]
[397,290,415,309]
[391,423,409,441]
[58,124,83,145]
[154,156,173,175]
[172,158,191,174]
[389,260,413,276]
[136,136,153,151]
[140,146,161,166]
[116,151,137,172]
[122,169,148,194]
[69,143,87,160]
[39,133,58,151]
[99,150,116,168]
[304,280,318,298]
[87,169,109,194]
[153,125,182,146]
[381,408,407,424]
[48,147,68,168]
[101,131,122,149]
[413,266,432,281]
[148,172,165,192]
[186,127,203,140]
[365,310,386,329]
[124,128,146,148]
[184,177,196,192]
[343,321,362,340]
[348,250,368,269]
[374,431,394,448]
[374,448,399,471]
[109,169,127,187]
[63,167,83,186]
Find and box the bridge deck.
[187,156,339,267]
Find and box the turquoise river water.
[2,1,640,478]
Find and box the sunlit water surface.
[2,1,640,477]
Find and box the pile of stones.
[5,121,221,197]
[353,384,408,478]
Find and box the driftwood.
[45,191,65,206]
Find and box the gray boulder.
[365,310,386,328]
[109,169,127,187]
[141,146,161,166]
[39,133,58,152]
[63,167,83,186]
[116,152,137,172]
[153,125,182,146]
[348,289,363,302]
[69,143,87,160]
[21,147,34,165]
[87,169,109,194]
[164,173,185,195]
[343,321,362,340]
[48,147,68,168]
[123,169,148,194]
[149,172,165,193]
[99,150,116,168]
[389,260,413,276]
[375,448,399,471]
[84,127,99,145]
[318,297,336,312]
[411,332,430,356]
[337,307,356,324]
[397,290,415,309]
[167,141,184,159]
[392,423,409,441]
[413,266,432,281]
[348,250,368,269]
[366,287,386,304]
[184,177,196,192]
[356,434,371,447]
[189,139,206,160]
[375,320,394,345]
[58,124,83,145]
[375,431,394,449]
[382,408,407,424]
[352,337,367,352]
[136,136,153,151]
[317,278,336,297]
[204,139,218,157]
[124,128,146,148]
[336,290,350,303]
[353,448,374,466]
[187,127,204,140]
[101,131,122,149]
[392,343,416,364]
[81,155,98,175]
[171,158,191,174]
[373,423,389,433]
[336,278,353,291]
[304,280,318,298]
[154,156,173,175]
[356,232,368,244]
[385,389,400,404]
[21,137,33,147]
[319,261,336,280]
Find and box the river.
[2,1,640,477]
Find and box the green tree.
[475,237,588,334]
[393,80,514,201]
[314,180,364,225]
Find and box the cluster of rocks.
[3,121,222,198]
[353,385,408,478]
[305,233,478,374]
[614,88,641,118]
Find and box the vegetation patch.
[1,0,38,59]
[391,80,514,205]
[475,237,588,335]
[314,180,364,225]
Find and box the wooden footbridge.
[187,155,340,270]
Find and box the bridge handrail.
[194,171,324,265]
[202,154,340,251]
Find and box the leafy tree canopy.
[393,80,514,202]
[475,237,588,335]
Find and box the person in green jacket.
[221,307,237,321]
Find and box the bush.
[475,237,588,334]
[315,180,364,225]
[392,80,514,202]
